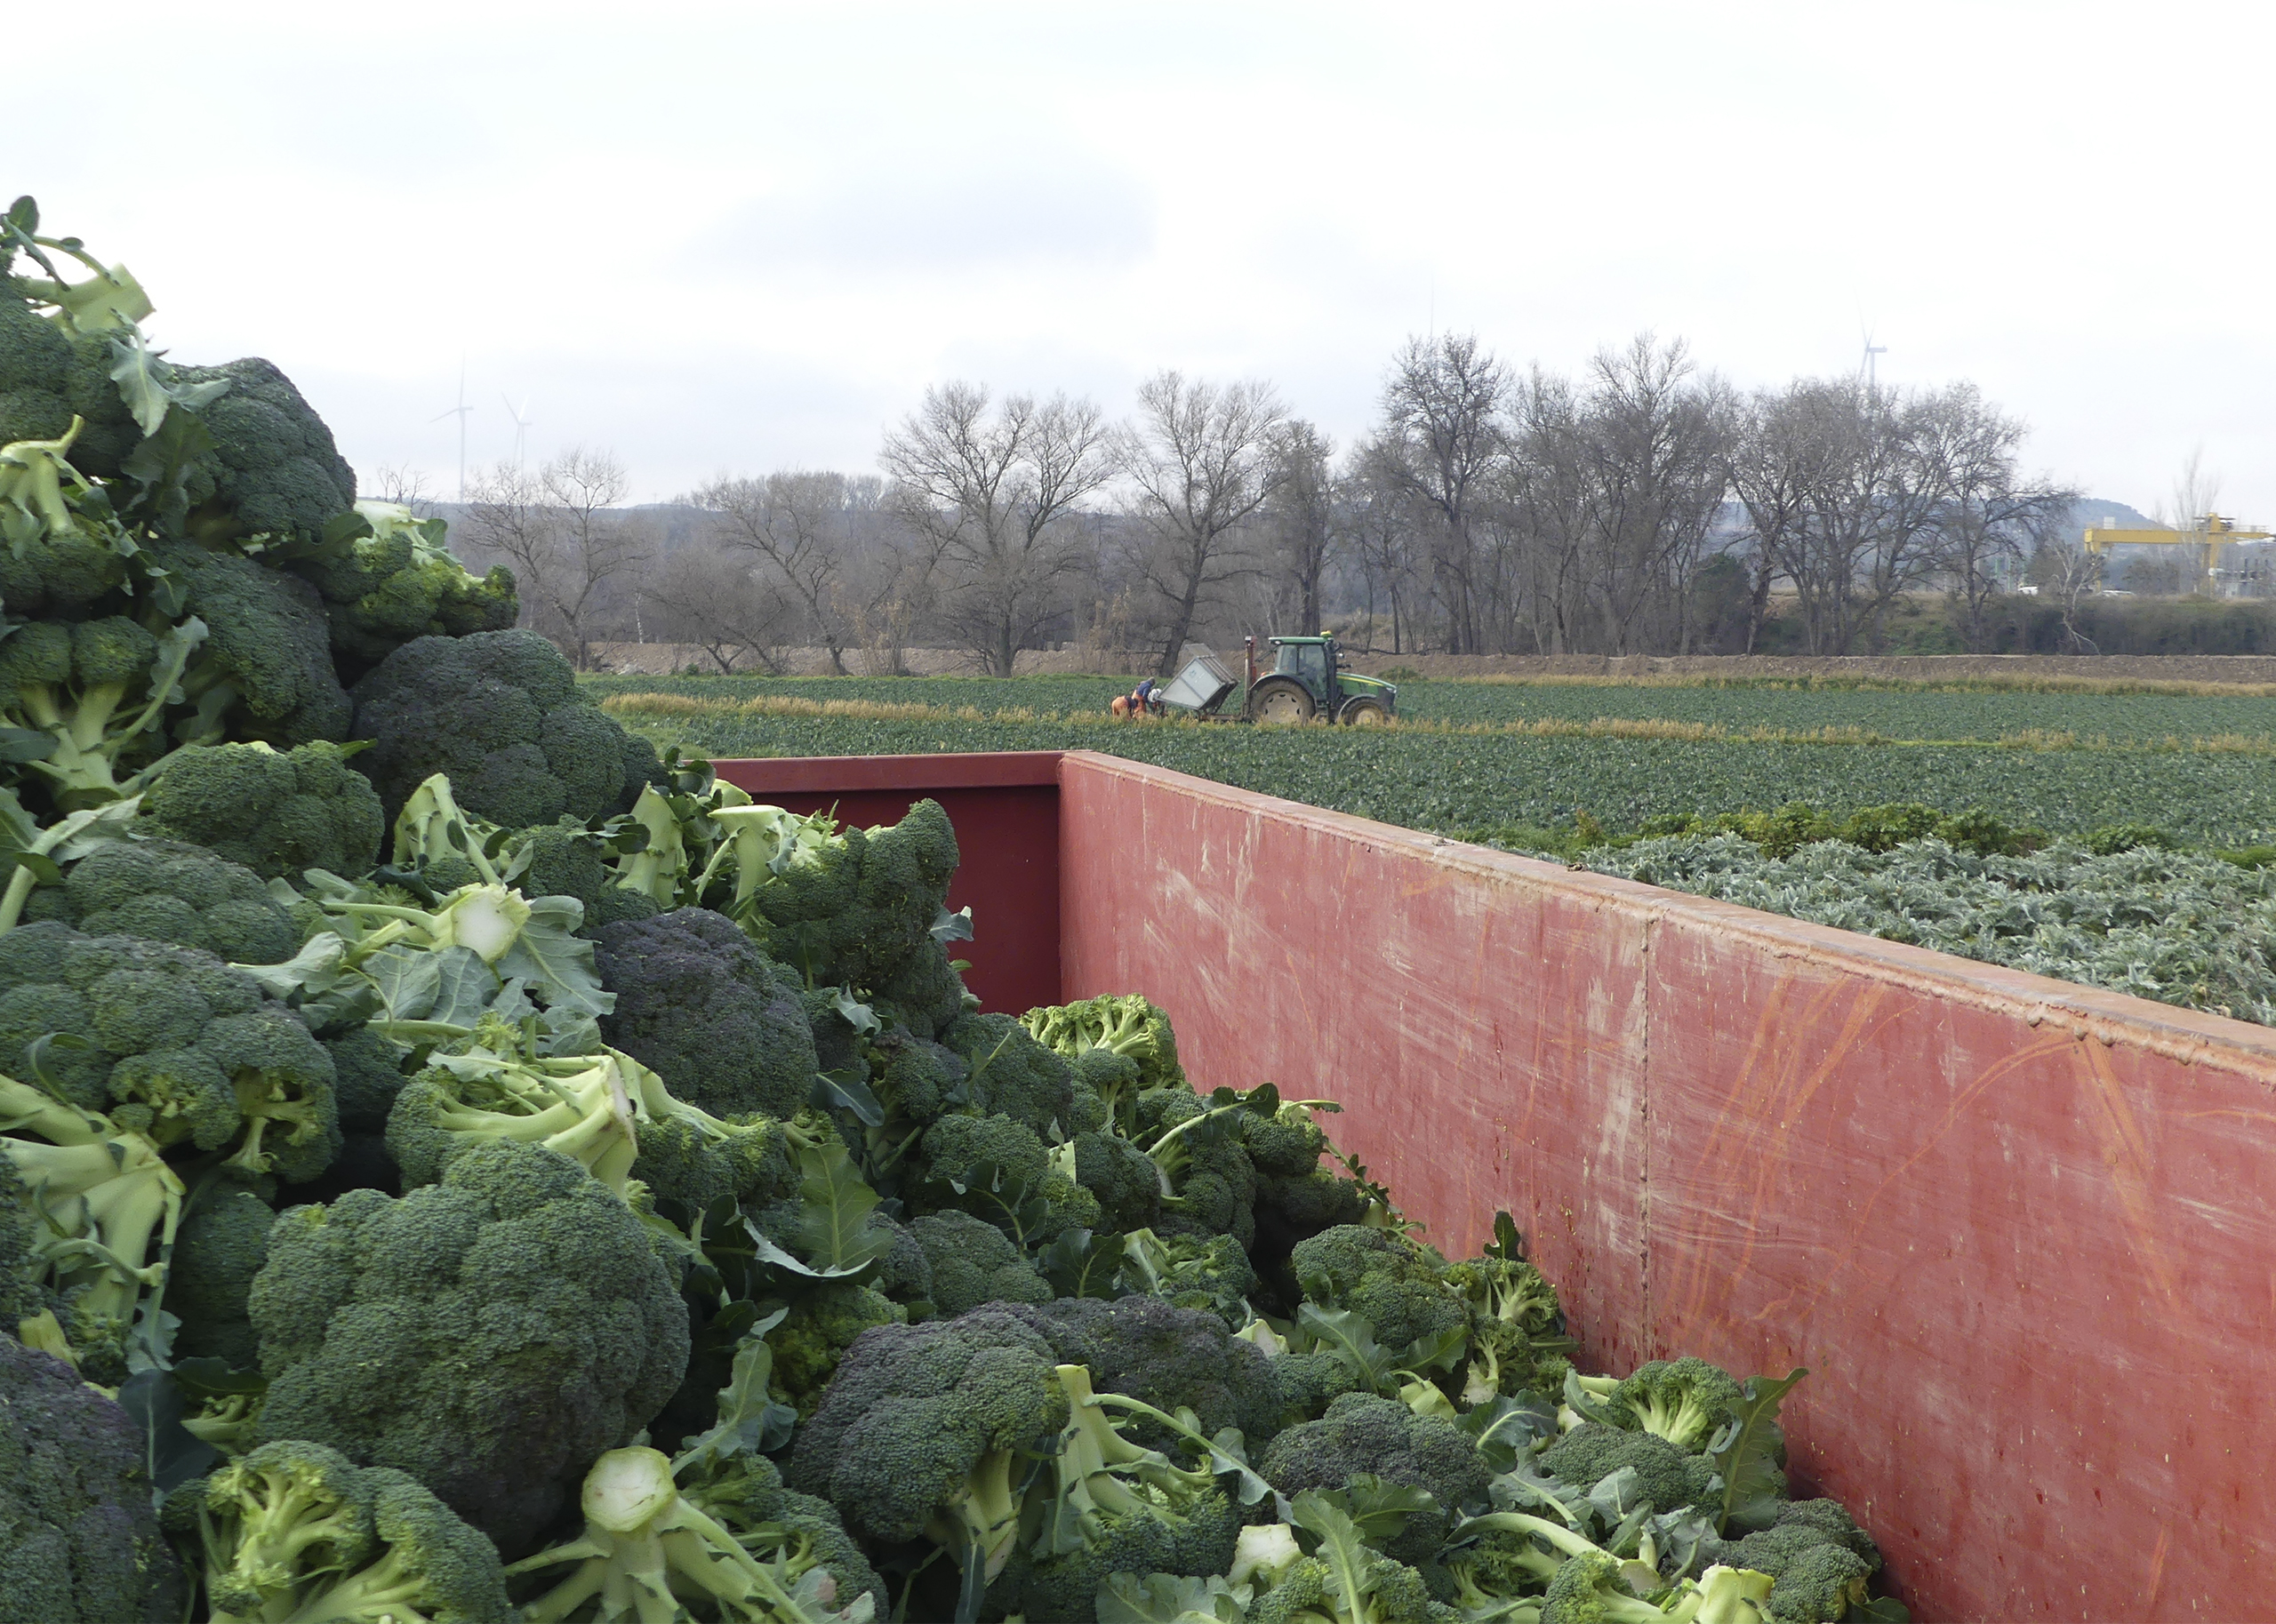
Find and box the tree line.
[414,332,2084,673]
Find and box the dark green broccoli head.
[681,1454,886,1620]
[771,1280,906,1414]
[1273,1348,1366,1425]
[349,628,652,827]
[903,1211,1052,1316]
[287,504,517,674]
[1073,1125,1161,1230]
[1123,1228,1260,1331]
[169,1184,275,1371]
[868,1031,967,1128]
[1539,1422,1722,1517]
[0,284,143,483]
[594,907,817,1119]
[1703,1496,1885,1622]
[186,1437,511,1624]
[45,836,296,964]
[170,356,357,548]
[325,1024,409,1135]
[1138,1085,1261,1252]
[1259,1391,1487,1565]
[864,1212,935,1311]
[988,1478,1238,1624]
[142,740,385,882]
[1065,1045,1133,1132]
[143,543,353,747]
[511,821,660,935]
[1256,1167,1373,1244]
[1008,1293,1286,1454]
[751,797,960,994]
[869,940,970,1040]
[0,1335,187,1623]
[247,1138,692,1556]
[1249,1536,1441,1624]
[1289,1224,1467,1353]
[785,1306,1069,1549]
[941,1011,1076,1137]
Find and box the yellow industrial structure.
[2081,513,2274,595]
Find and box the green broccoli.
[771,1279,906,1415]
[1249,1491,1450,1624]
[509,819,661,933]
[785,1307,1069,1589]
[1260,1393,1487,1567]
[1116,1225,1261,1331]
[744,796,961,996]
[509,1445,868,1624]
[916,1110,1103,1248]
[175,1437,512,1623]
[0,613,203,814]
[169,355,357,548]
[288,500,517,676]
[1538,1424,1721,1518]
[678,1452,885,1620]
[168,1183,275,1370]
[0,422,136,615]
[1290,1226,1469,1355]
[903,1211,1053,1316]
[140,740,385,881]
[1706,1500,1885,1624]
[146,540,355,748]
[1446,1252,1565,1407]
[0,1335,186,1623]
[0,263,148,484]
[1607,1358,1746,1454]
[595,907,820,1119]
[1007,1291,1285,1456]
[30,835,297,964]
[348,628,657,827]
[1021,991,1187,1102]
[1074,1122,1165,1231]
[247,1138,691,1555]
[1538,1548,1679,1624]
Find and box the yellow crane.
[2081,513,2274,594]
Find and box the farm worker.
[1110,678,1160,719]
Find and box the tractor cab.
[1250,636,1397,725]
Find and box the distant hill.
[2059,498,2161,534]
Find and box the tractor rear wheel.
[1338,697,1390,726]
[1251,678,1317,724]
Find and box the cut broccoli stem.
[924,1444,1024,1587]
[1,1076,184,1336]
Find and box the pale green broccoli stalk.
[0,1070,182,1384]
[180,1438,513,1624]
[1247,1491,1444,1624]
[0,612,205,814]
[507,1445,872,1623]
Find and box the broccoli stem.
[222,1462,368,1611]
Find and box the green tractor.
[1158,636,1398,725]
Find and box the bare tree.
[1342,439,1426,654]
[1116,372,1288,675]
[1921,387,2076,650]
[880,383,1113,676]
[365,463,438,514]
[461,447,653,668]
[686,470,876,673]
[1261,419,1338,637]
[636,540,797,673]
[1374,333,1511,652]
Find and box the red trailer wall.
[1057,750,2276,1623]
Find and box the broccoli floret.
[771,1279,907,1415]
[1021,991,1186,1100]
[1007,1292,1286,1455]
[1244,1096,1333,1176]
[348,628,653,827]
[594,907,819,1120]
[1539,1423,1722,1517]
[1136,1085,1263,1252]
[247,1138,692,1555]
[1117,1226,1261,1331]
[870,939,972,1040]
[0,281,144,484]
[169,1184,275,1370]
[786,1307,1069,1585]
[170,356,357,548]
[1250,1492,1448,1624]
[0,1335,186,1623]
[749,796,960,994]
[326,1023,409,1134]
[989,1364,1241,1624]
[1290,1225,1468,1354]
[141,740,385,881]
[1067,1044,1135,1132]
[147,541,354,747]
[1260,1393,1487,1566]
[288,500,518,676]
[1273,1348,1367,1426]
[509,820,660,934]
[942,1010,1078,1135]
[865,1212,935,1311]
[180,1437,511,1623]
[1607,1356,1746,1453]
[916,1110,1102,1248]
[903,1211,1053,1316]
[1446,1254,1565,1406]
[867,1030,967,1128]
[1539,1548,1680,1624]
[0,613,197,814]
[43,836,296,964]
[1704,1500,1884,1623]
[1074,1124,1163,1230]
[678,1452,886,1619]
[1256,1166,1373,1244]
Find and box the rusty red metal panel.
[1053,748,2276,1622]
[710,756,1062,1016]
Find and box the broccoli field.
[0,201,1911,1622]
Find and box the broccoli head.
[141,740,385,881]
[1290,1225,1468,1355]
[748,796,960,995]
[1704,1500,1884,1624]
[902,1210,1053,1316]
[1007,1292,1286,1455]
[787,1306,1069,1583]
[1539,1423,1721,1518]
[170,356,357,548]
[247,1138,692,1555]
[176,1437,511,1624]
[0,1336,186,1623]
[771,1279,907,1415]
[1073,1123,1163,1231]
[1136,1084,1261,1252]
[0,277,145,484]
[941,1010,1078,1137]
[0,612,196,813]
[326,1023,409,1134]
[673,1452,886,1620]
[508,820,661,934]
[1118,1225,1261,1331]
[1260,1392,1487,1566]
[169,1184,275,1371]
[914,1110,1102,1249]
[288,500,517,675]
[1021,991,1186,1100]
[594,906,818,1120]
[33,836,296,964]
[147,541,354,747]
[349,628,656,827]
[1249,1492,1447,1624]
[1604,1356,1746,1453]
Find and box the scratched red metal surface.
[710,755,1062,1015]
[1055,749,2276,1622]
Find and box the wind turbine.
[431,364,474,500]
[501,395,535,469]
[1859,329,1887,392]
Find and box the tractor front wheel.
[1337,697,1390,727]
[1251,678,1317,724]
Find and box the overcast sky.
[17,3,2274,517]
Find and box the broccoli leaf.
[787,1134,892,1274]
[1040,1227,1126,1298]
[670,1310,797,1475]
[494,894,611,1016]
[1097,1572,1247,1624]
[1313,1474,1440,1549]
[1457,1392,1559,1473]
[1705,1366,1807,1534]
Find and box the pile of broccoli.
[0,199,1910,1624]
